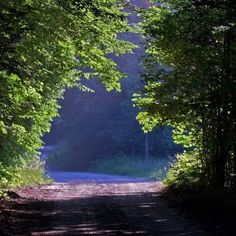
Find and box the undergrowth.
[89,154,170,179]
[164,151,204,190]
[0,158,51,197]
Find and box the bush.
[164,151,203,189]
[0,157,51,197]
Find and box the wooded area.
[135,0,236,191]
[43,25,182,171]
[0,0,236,195]
[0,0,135,193]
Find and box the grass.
[0,158,52,198]
[89,154,171,180]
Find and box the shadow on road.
[1,192,206,235]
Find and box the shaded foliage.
[0,0,134,191]
[135,0,236,190]
[44,12,182,170]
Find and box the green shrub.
[164,151,203,189]
[0,157,51,197]
[10,158,51,187]
[0,162,13,197]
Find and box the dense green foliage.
[135,0,236,190]
[0,0,134,193]
[165,152,203,189]
[2,0,235,195]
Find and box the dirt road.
[0,173,207,235]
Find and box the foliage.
[44,8,183,169]
[89,153,169,179]
[165,152,203,189]
[135,0,236,190]
[0,0,135,193]
[0,158,50,197]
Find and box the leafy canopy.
[0,0,135,166]
[134,0,236,189]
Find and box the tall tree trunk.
[212,119,227,190]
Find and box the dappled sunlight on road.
[0,178,207,235]
[18,182,163,200]
[1,193,206,235]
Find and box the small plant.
[10,158,52,188]
[164,151,203,189]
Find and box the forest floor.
[0,174,209,235]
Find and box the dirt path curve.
[0,174,208,235]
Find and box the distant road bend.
[0,172,208,235]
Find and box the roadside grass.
[0,158,51,197]
[89,154,171,180]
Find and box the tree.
[134,0,236,190]
[43,9,182,170]
[0,0,134,176]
